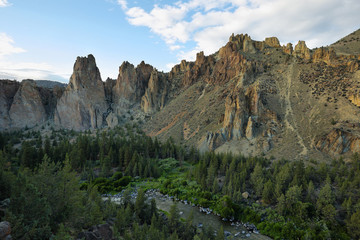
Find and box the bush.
[113,176,132,188]
[112,172,123,181]
[92,177,108,185]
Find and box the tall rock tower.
[54,54,107,130]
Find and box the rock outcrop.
[2,29,360,161]
[293,40,311,59]
[55,54,108,130]
[316,129,360,155]
[264,37,281,48]
[283,43,293,55]
[113,61,153,108]
[141,70,168,113]
[0,80,20,130]
[0,221,11,240]
[221,84,263,141]
[312,47,337,64]
[9,80,47,129]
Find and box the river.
[107,189,271,240]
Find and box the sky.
[0,0,359,83]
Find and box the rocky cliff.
[54,54,108,130]
[9,80,47,129]
[0,79,63,130]
[1,29,360,161]
[113,61,153,109]
[0,80,20,130]
[142,31,360,161]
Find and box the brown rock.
[284,43,293,55]
[245,116,256,140]
[312,47,336,64]
[348,93,360,107]
[113,61,153,108]
[346,60,359,72]
[264,37,281,48]
[293,40,311,59]
[222,92,247,140]
[182,52,215,86]
[141,70,168,113]
[227,33,256,52]
[55,54,108,130]
[316,129,360,155]
[9,80,47,129]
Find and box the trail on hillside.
[283,62,308,156]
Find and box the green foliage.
[1,125,360,239]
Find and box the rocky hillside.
[0,29,359,161]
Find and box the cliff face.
[0,80,20,130]
[142,31,360,160]
[54,54,108,130]
[141,70,168,114]
[1,29,360,161]
[0,79,63,130]
[9,80,47,129]
[113,61,153,109]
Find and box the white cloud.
[0,0,10,7]
[117,0,127,10]
[0,33,68,82]
[0,33,26,58]
[120,0,360,62]
[0,60,69,82]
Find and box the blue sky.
[0,0,359,83]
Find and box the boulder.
[242,192,249,199]
[0,221,11,240]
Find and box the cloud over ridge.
[119,0,360,62]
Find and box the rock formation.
[54,54,107,130]
[312,47,337,64]
[141,70,168,113]
[293,40,311,59]
[316,129,360,155]
[9,80,47,129]
[0,80,20,130]
[2,29,360,161]
[113,61,153,109]
[283,43,293,55]
[265,37,281,48]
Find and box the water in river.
[107,189,271,240]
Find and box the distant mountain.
[35,80,67,89]
[1,29,360,161]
